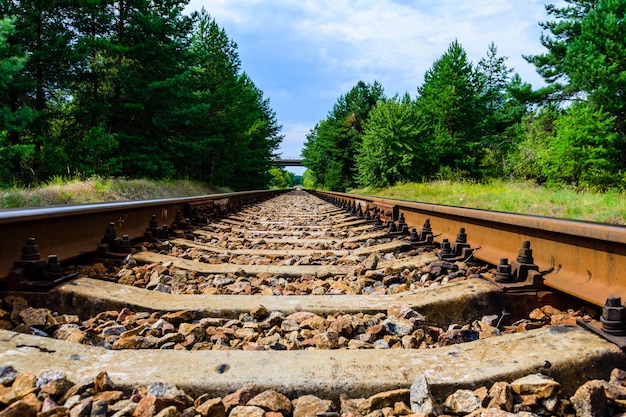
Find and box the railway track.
[1,189,626,416]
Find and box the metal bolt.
[118,235,132,253]
[441,238,453,254]
[21,238,41,261]
[374,215,382,227]
[516,240,534,264]
[495,258,513,282]
[44,255,63,279]
[397,214,407,231]
[601,295,626,336]
[456,227,467,244]
[102,222,117,244]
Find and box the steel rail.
[310,190,626,307]
[0,189,286,279]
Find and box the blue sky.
[184,1,553,175]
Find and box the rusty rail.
[310,190,626,307]
[0,189,287,281]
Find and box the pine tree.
[416,40,484,178]
[0,16,37,186]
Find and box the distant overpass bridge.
[271,156,304,167]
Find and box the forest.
[302,0,626,192]
[0,1,282,191]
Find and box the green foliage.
[506,107,558,182]
[0,16,37,188]
[416,40,485,178]
[0,3,281,190]
[541,103,621,189]
[302,170,316,189]
[268,167,294,189]
[522,0,626,189]
[303,2,626,192]
[356,94,424,187]
[302,81,385,191]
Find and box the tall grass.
[0,176,224,209]
[4,177,624,225]
[351,179,626,225]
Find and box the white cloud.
[277,122,312,157]
[186,1,548,88]
[184,0,552,154]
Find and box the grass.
[350,179,626,225]
[3,177,624,225]
[0,177,227,209]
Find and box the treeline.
[0,1,282,190]
[303,0,626,191]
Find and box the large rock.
[68,397,92,417]
[387,305,424,321]
[382,317,414,337]
[11,372,37,397]
[362,254,379,270]
[94,371,115,392]
[0,386,17,406]
[409,373,440,416]
[610,368,626,387]
[299,315,329,331]
[0,398,38,417]
[285,312,317,324]
[133,395,181,417]
[19,307,57,329]
[486,381,513,411]
[0,365,18,386]
[510,374,560,399]
[313,330,339,349]
[196,397,225,417]
[570,380,608,417]
[437,328,479,346]
[154,406,182,417]
[329,316,354,337]
[112,335,157,350]
[229,405,265,417]
[292,394,332,417]
[247,390,292,414]
[160,310,195,324]
[442,389,481,414]
[222,388,258,414]
[250,305,270,320]
[339,394,361,417]
[357,389,410,415]
[36,370,73,398]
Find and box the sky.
[184,1,554,175]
